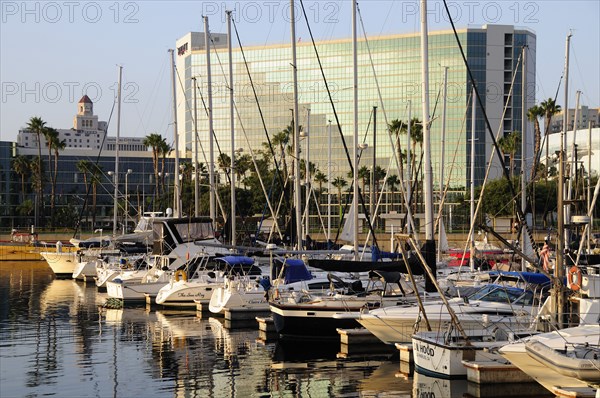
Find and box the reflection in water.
[1,263,427,397]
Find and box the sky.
[1,0,599,143]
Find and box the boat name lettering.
[416,342,435,357]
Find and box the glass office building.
[175,24,536,194]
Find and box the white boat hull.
[71,260,98,280]
[208,284,268,314]
[41,251,78,277]
[357,297,538,345]
[155,280,221,307]
[499,325,600,392]
[106,280,167,301]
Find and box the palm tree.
[29,157,44,218]
[77,160,93,226]
[89,163,103,228]
[26,116,46,225]
[313,171,327,197]
[357,165,370,198]
[387,174,400,213]
[272,127,291,177]
[44,127,64,222]
[12,155,31,202]
[372,165,386,211]
[539,98,561,183]
[158,140,172,195]
[143,133,164,204]
[235,153,252,186]
[498,131,522,179]
[527,105,543,180]
[388,119,406,182]
[332,176,348,208]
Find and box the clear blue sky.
[1,0,598,142]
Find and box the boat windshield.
[469,284,533,305]
[175,222,214,242]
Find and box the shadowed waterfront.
[0,263,419,397]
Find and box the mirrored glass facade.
[176,25,536,192]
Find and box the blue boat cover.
[489,271,550,285]
[371,246,401,262]
[215,256,255,266]
[283,259,313,284]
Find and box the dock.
[336,328,396,358]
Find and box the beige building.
[550,106,600,133]
[17,95,147,152]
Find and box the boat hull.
[208,286,268,314]
[41,251,78,277]
[155,281,219,307]
[71,261,98,280]
[269,302,363,339]
[106,280,168,302]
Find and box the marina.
[2,260,598,397]
[1,1,599,397]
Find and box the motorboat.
[155,255,261,308]
[105,256,176,303]
[499,325,600,393]
[411,327,536,379]
[351,271,551,345]
[207,257,316,315]
[270,269,418,340]
[94,254,147,289]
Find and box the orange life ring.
[567,266,581,291]
[174,270,188,282]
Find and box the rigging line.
[233,96,284,241]
[134,54,169,136]
[435,89,471,232]
[230,18,295,242]
[571,46,591,101]
[72,99,116,238]
[356,3,415,233]
[299,0,379,249]
[179,72,228,221]
[442,0,539,260]
[174,64,212,169]
[455,53,525,271]
[231,17,286,193]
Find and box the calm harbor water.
[0,263,482,398]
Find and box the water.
[1,263,476,397]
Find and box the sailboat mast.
[438,66,448,262]
[204,16,216,226]
[226,10,236,247]
[407,101,412,236]
[588,121,592,251]
[520,46,527,272]
[470,86,476,272]
[113,65,122,237]
[556,31,572,329]
[420,0,436,290]
[568,91,581,210]
[352,0,359,259]
[169,49,181,218]
[290,0,302,250]
[327,120,332,243]
[192,76,199,217]
[305,108,311,240]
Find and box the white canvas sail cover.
[339,204,355,243]
[438,218,449,253]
